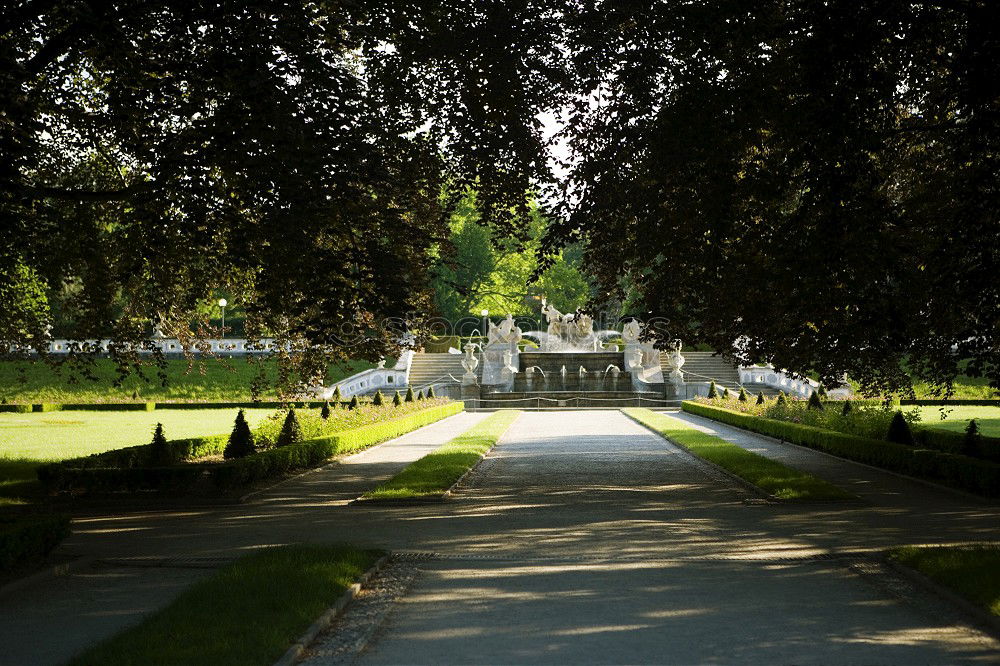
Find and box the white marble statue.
[622,319,642,344]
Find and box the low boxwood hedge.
[37,401,464,495]
[682,401,1000,497]
[1,514,71,574]
[37,434,229,494]
[912,426,1000,463]
[211,401,465,490]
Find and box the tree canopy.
[2,0,998,396]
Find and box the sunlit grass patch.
[890,544,1000,617]
[364,410,520,500]
[624,408,854,501]
[70,545,382,666]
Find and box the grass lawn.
[364,410,521,500]
[69,544,382,666]
[624,408,855,501]
[889,545,1000,617]
[915,406,1000,437]
[0,408,277,506]
[0,358,373,403]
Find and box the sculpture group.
[542,304,597,351]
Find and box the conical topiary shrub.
[756,391,765,405]
[276,408,302,447]
[148,422,172,466]
[392,391,403,406]
[707,381,718,399]
[372,390,384,406]
[841,400,853,416]
[886,411,915,446]
[321,401,331,420]
[417,389,425,401]
[807,391,824,410]
[817,383,828,399]
[224,409,256,459]
[405,387,415,402]
[963,419,981,457]
[721,387,730,399]
[332,386,342,406]
[348,395,359,410]
[738,387,748,402]
[776,392,787,406]
[426,385,436,399]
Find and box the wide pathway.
[338,410,999,665]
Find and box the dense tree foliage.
[2,0,998,396]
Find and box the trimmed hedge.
[683,401,1000,497]
[0,401,340,413]
[37,402,464,495]
[211,401,464,490]
[912,425,1000,463]
[1,514,72,574]
[0,404,33,413]
[37,434,229,493]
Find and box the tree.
[426,386,436,399]
[224,409,256,459]
[756,392,765,405]
[147,422,172,466]
[776,392,788,406]
[405,387,415,402]
[393,391,403,406]
[721,388,730,400]
[331,387,342,406]
[963,419,982,457]
[276,409,302,448]
[416,389,425,401]
[348,395,359,410]
[372,391,384,406]
[707,381,718,399]
[807,392,824,410]
[738,387,748,402]
[321,401,331,420]
[544,1,1000,398]
[886,412,915,447]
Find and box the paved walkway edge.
[678,410,998,505]
[273,554,391,666]
[621,409,780,503]
[0,556,94,599]
[243,411,469,503]
[349,412,521,506]
[882,554,1000,639]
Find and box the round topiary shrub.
[276,408,302,447]
[224,409,257,459]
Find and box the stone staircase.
[405,353,476,391]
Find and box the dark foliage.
[147,422,172,466]
[320,401,331,420]
[738,387,748,402]
[886,411,915,447]
[372,391,384,406]
[405,387,415,403]
[756,391,765,405]
[707,381,718,399]
[393,391,403,406]
[842,401,853,416]
[348,395,359,410]
[964,419,982,457]
[224,409,256,459]
[807,392,824,410]
[276,408,302,448]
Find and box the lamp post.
[218,298,228,337]
[481,309,489,341]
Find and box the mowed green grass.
[0,358,373,403]
[915,406,1000,437]
[624,408,855,501]
[890,545,1000,617]
[70,545,382,666]
[365,410,521,500]
[0,409,275,506]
